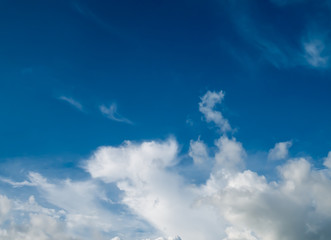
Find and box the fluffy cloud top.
[85,138,223,240]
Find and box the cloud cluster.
[1,90,331,240]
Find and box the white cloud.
[85,138,224,240]
[99,103,133,124]
[214,136,246,171]
[268,141,292,161]
[212,157,331,240]
[199,90,231,132]
[58,96,84,111]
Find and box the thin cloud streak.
[58,96,84,112]
[0,177,36,188]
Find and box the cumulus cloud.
[99,103,133,124]
[58,96,84,111]
[2,90,331,240]
[199,90,231,132]
[83,133,331,240]
[268,141,292,161]
[206,157,331,240]
[85,138,223,239]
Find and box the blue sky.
[1,0,331,239]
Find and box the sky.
[0,0,331,239]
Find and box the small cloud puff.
[268,140,292,161]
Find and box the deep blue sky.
[1,0,331,170]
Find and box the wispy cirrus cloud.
[99,103,133,124]
[223,0,331,69]
[58,96,84,112]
